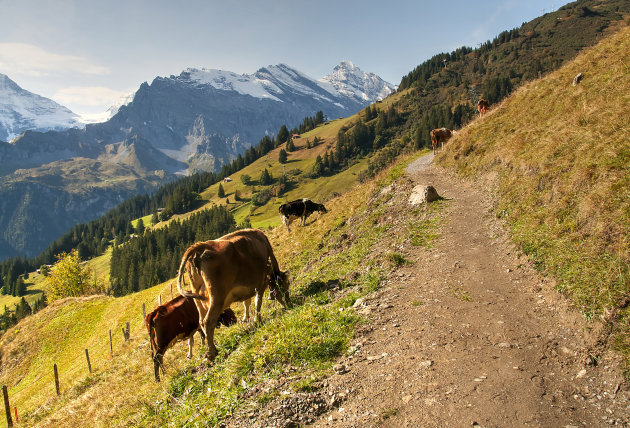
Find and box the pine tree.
[278,149,288,164]
[311,155,324,178]
[276,125,289,144]
[217,183,225,198]
[136,218,145,235]
[260,168,272,185]
[15,276,26,297]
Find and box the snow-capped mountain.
[320,60,397,103]
[0,73,82,142]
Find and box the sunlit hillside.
[438,24,630,359]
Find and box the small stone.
[402,395,413,403]
[333,364,348,374]
[418,360,433,369]
[576,369,587,379]
[497,342,511,348]
[352,298,365,308]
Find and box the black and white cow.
[278,198,327,231]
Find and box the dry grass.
[439,25,630,364]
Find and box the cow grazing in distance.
[430,128,454,155]
[177,229,291,361]
[278,198,327,231]
[145,295,237,381]
[477,99,489,115]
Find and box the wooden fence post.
[13,406,17,423]
[109,329,113,357]
[170,283,173,300]
[142,303,146,318]
[122,322,130,341]
[85,349,92,373]
[53,364,60,396]
[158,294,161,306]
[2,385,12,427]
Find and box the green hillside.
[439,24,630,361]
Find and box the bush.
[251,189,272,206]
[46,249,97,301]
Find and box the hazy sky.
[0,0,562,119]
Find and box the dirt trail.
[310,154,629,427]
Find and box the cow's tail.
[176,243,206,300]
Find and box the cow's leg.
[254,290,264,324]
[187,335,194,359]
[242,299,252,323]
[202,301,222,361]
[153,353,163,382]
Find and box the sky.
[0,0,563,120]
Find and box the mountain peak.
[0,73,82,141]
[320,61,397,103]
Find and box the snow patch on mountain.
[181,68,282,101]
[0,73,83,141]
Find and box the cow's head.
[144,312,164,382]
[318,204,328,214]
[271,270,292,308]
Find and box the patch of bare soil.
[229,154,630,427]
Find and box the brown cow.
[430,128,454,155]
[145,295,236,381]
[176,228,290,361]
[477,98,488,115]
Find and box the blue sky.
[0,0,562,119]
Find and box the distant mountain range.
[0,61,396,259]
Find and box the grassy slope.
[438,25,630,358]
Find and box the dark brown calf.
[145,295,236,381]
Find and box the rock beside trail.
[409,184,442,205]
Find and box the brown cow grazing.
[177,228,290,361]
[430,128,454,155]
[477,98,488,115]
[145,295,237,381]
